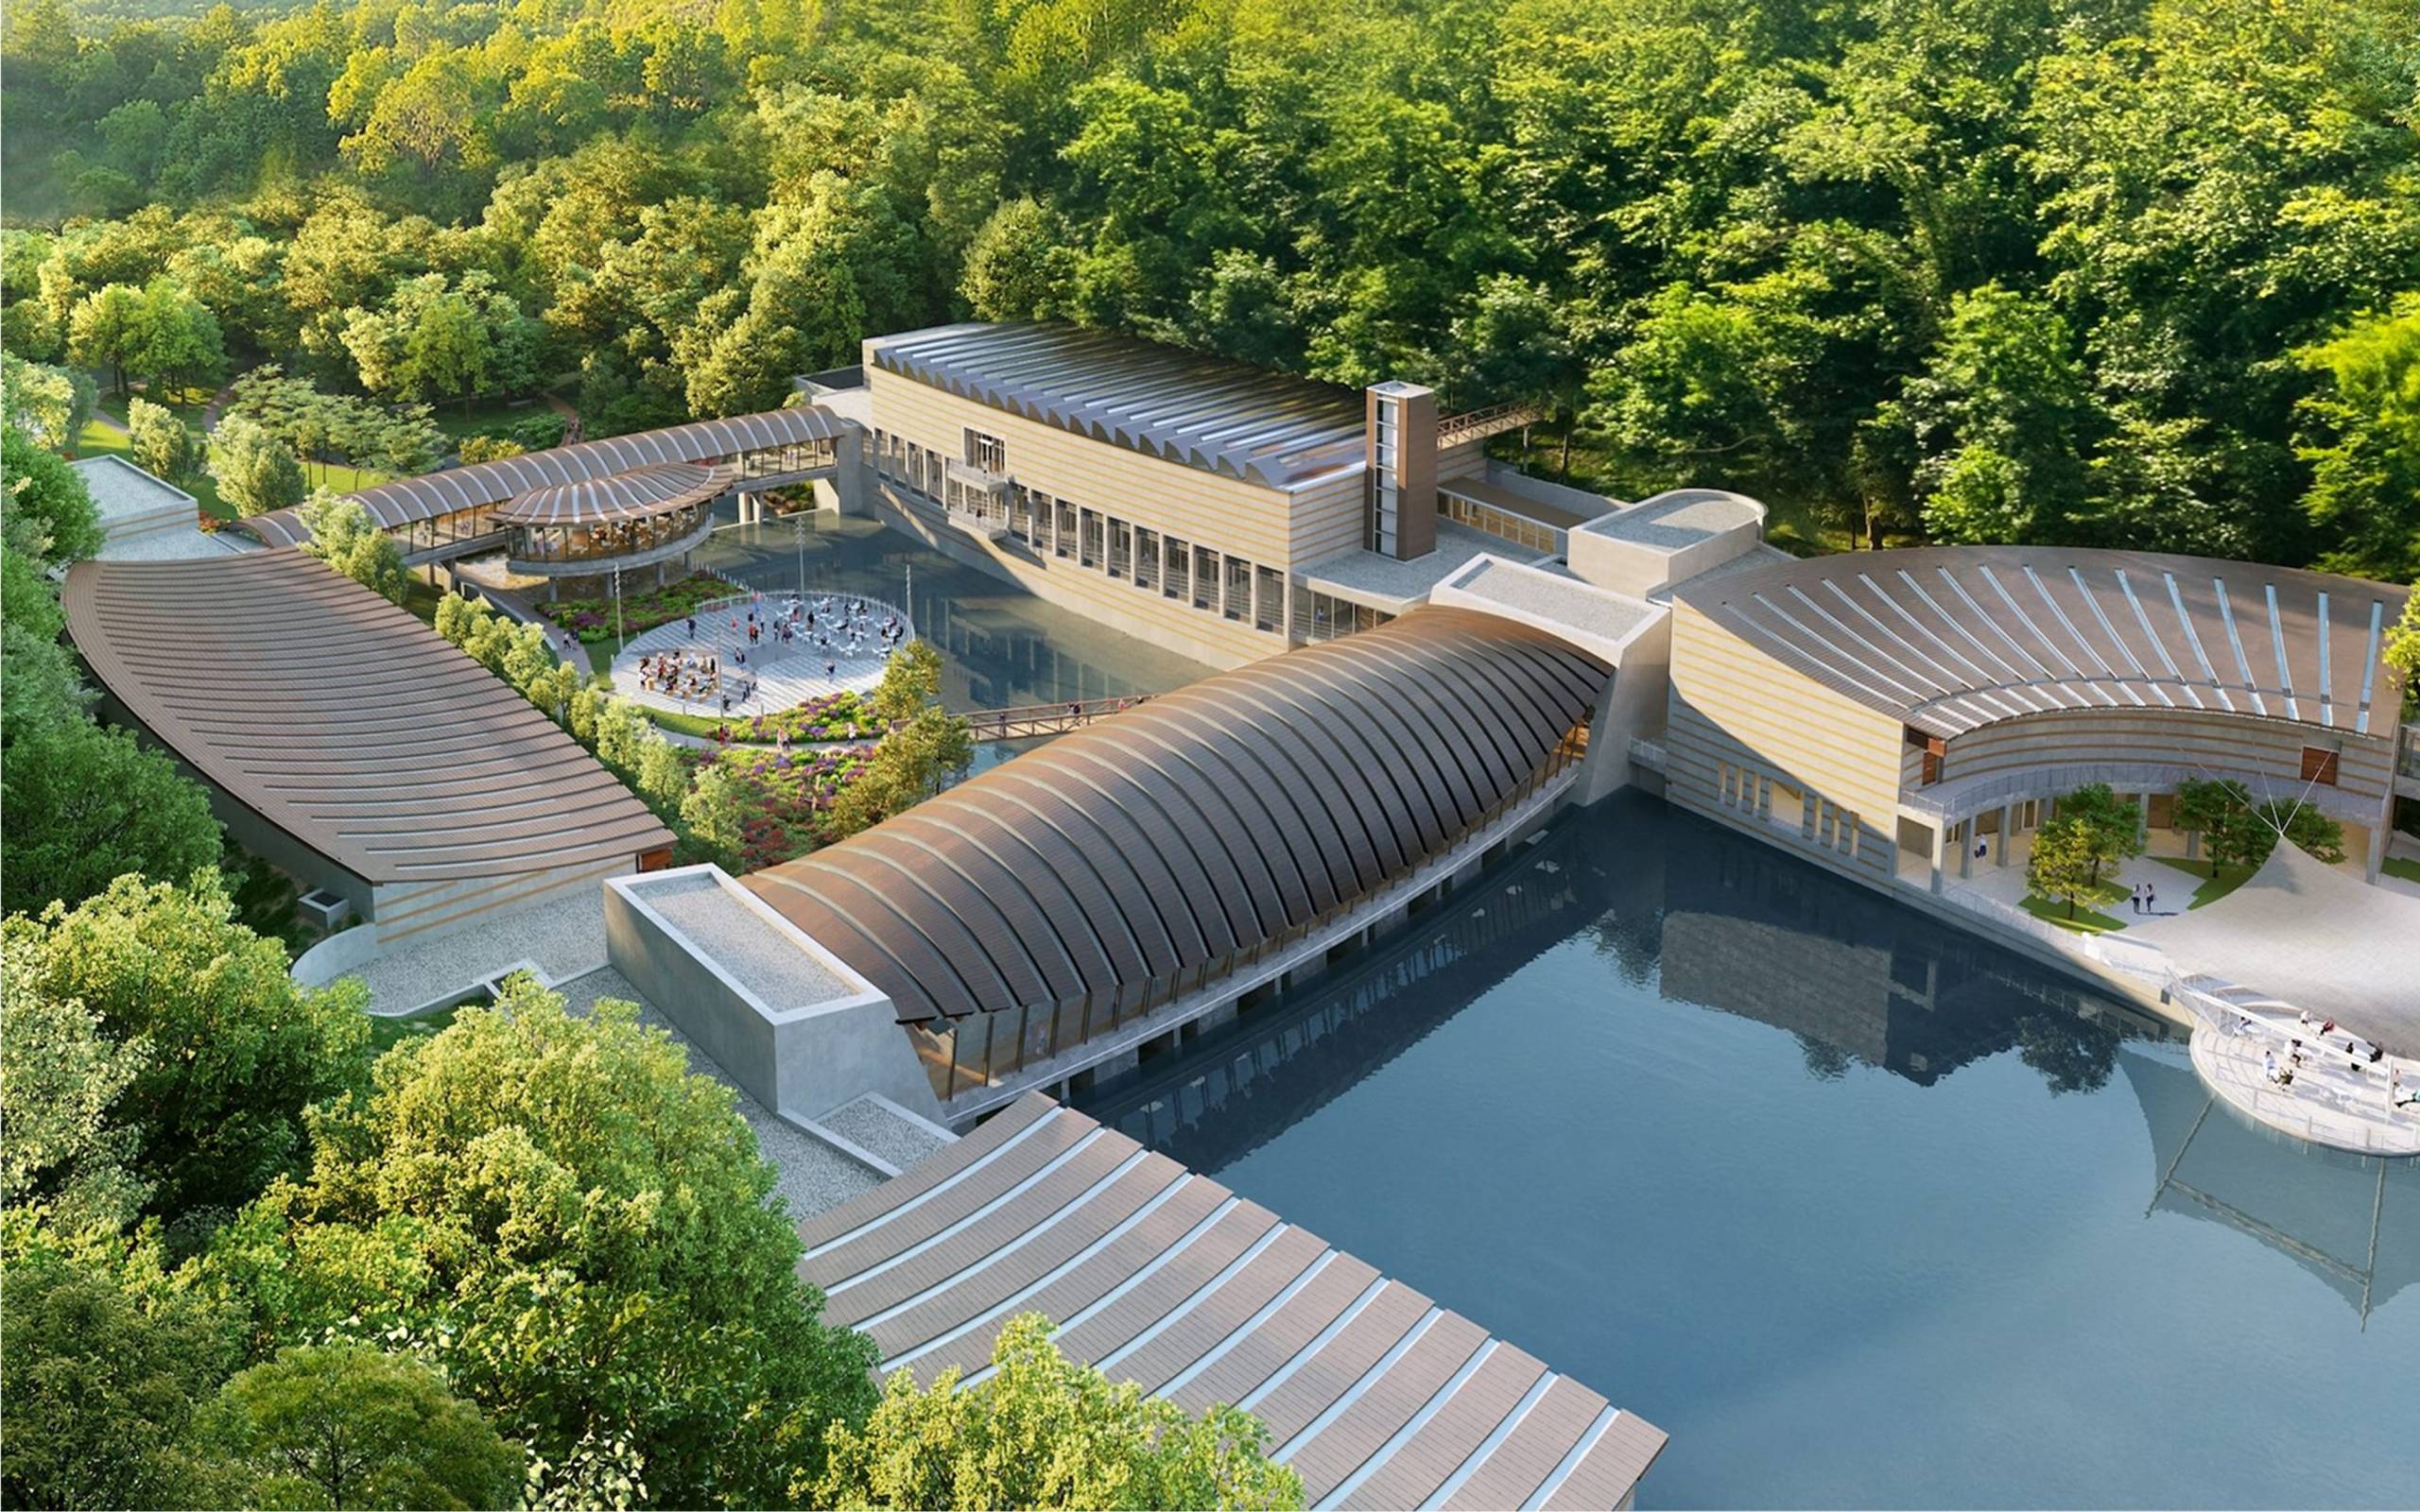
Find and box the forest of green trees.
[3,0,2415,577]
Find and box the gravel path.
[554,967,886,1219]
[356,890,609,1015]
[820,1094,951,1171]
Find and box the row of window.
[1715,760,1860,857]
[1441,490,1558,554]
[873,424,1416,648]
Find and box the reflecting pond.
[1081,793,2418,1509]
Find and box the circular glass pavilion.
[496,462,732,590]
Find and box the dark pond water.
[1080,794,2418,1509]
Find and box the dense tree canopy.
[1,0,2412,573]
[814,1314,1304,1511]
[199,976,879,1509]
[2,870,372,1228]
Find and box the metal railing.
[1436,402,1544,450]
[962,695,1155,742]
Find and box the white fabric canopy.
[2130,843,2420,1051]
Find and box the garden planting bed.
[543,573,733,643]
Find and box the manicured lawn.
[2153,854,2255,909]
[2018,892,2128,934]
[73,403,391,521]
[428,396,563,443]
[368,1004,458,1058]
[2382,856,2420,886]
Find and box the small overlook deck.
[799,1092,1667,1509]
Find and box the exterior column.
[2367,815,2388,883]
[2136,790,2152,846]
[1929,820,1946,894]
[1959,817,1974,879]
[1996,802,2013,866]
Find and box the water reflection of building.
[2122,1048,2414,1325]
[1653,816,2169,1086]
[1086,798,2174,1172]
[1084,817,1604,1171]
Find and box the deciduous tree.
[811,1313,1303,1511]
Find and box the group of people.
[637,648,720,704]
[2126,881,2160,915]
[2249,1008,2415,1112]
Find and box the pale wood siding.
[1939,708,2394,808]
[868,368,1314,667]
[1665,600,1905,883]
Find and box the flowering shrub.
[542,574,732,641]
[697,743,876,869]
[739,691,885,744]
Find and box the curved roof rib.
[60,550,674,884]
[1676,546,2410,739]
[866,323,1368,490]
[243,404,849,545]
[491,462,735,526]
[745,608,1611,1023]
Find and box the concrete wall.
[603,867,946,1123]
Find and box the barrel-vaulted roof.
[242,404,850,545]
[744,608,1611,1023]
[61,549,674,885]
[1676,546,2410,740]
[491,461,734,526]
[867,322,1369,490]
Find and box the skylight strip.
[2266,585,2300,723]
[846,1149,1150,1327]
[825,1128,1108,1292]
[881,1177,1207,1373]
[804,1109,1068,1260]
[2163,574,2233,713]
[2213,578,2268,716]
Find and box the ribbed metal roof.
[1677,546,2411,739]
[868,322,1368,490]
[799,1092,1668,1509]
[745,608,1610,1023]
[490,461,733,526]
[243,405,850,545]
[61,550,675,885]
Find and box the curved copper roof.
[244,404,849,545]
[61,550,675,885]
[491,461,733,526]
[1676,546,2411,739]
[745,608,1610,1022]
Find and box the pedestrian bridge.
[741,607,1610,1105]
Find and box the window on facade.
[1223,557,1252,620]
[1135,527,1159,591]
[1056,501,1077,558]
[964,428,1007,473]
[1080,509,1102,568]
[1109,520,1131,578]
[1194,546,1219,610]
[1254,565,1283,632]
[1905,725,1945,786]
[2301,746,2341,785]
[1165,537,1189,599]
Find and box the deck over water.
[798,1093,1666,1509]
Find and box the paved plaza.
[610,590,912,718]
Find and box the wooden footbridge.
[962,694,1154,742]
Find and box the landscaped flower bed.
[542,574,732,642]
[700,743,874,869]
[738,691,886,744]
